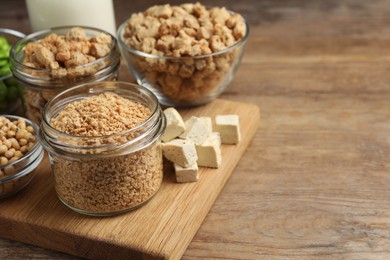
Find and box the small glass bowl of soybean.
[0,115,44,199]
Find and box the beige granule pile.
[51,92,151,136]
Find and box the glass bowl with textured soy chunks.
[0,29,25,114]
[118,3,249,107]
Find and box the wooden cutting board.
[0,99,260,260]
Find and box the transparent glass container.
[117,14,249,107]
[10,26,121,124]
[39,81,166,216]
[0,115,44,199]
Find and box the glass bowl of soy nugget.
[118,3,249,107]
[0,29,26,114]
[10,26,121,124]
[0,115,44,199]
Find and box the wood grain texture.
[2,0,390,259]
[0,100,260,259]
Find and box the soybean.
[0,117,36,177]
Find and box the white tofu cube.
[162,139,197,167]
[215,115,241,144]
[179,116,212,145]
[174,163,199,183]
[196,132,222,168]
[161,107,186,142]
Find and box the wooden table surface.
[2,0,390,259]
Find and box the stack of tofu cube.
[161,108,241,183]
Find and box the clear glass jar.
[10,26,121,124]
[39,81,166,216]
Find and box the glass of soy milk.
[25,0,116,35]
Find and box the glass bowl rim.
[10,25,119,74]
[117,10,250,60]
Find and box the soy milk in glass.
[26,0,116,35]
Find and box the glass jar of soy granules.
[10,26,121,124]
[39,81,166,216]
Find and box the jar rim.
[10,26,120,87]
[39,81,165,156]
